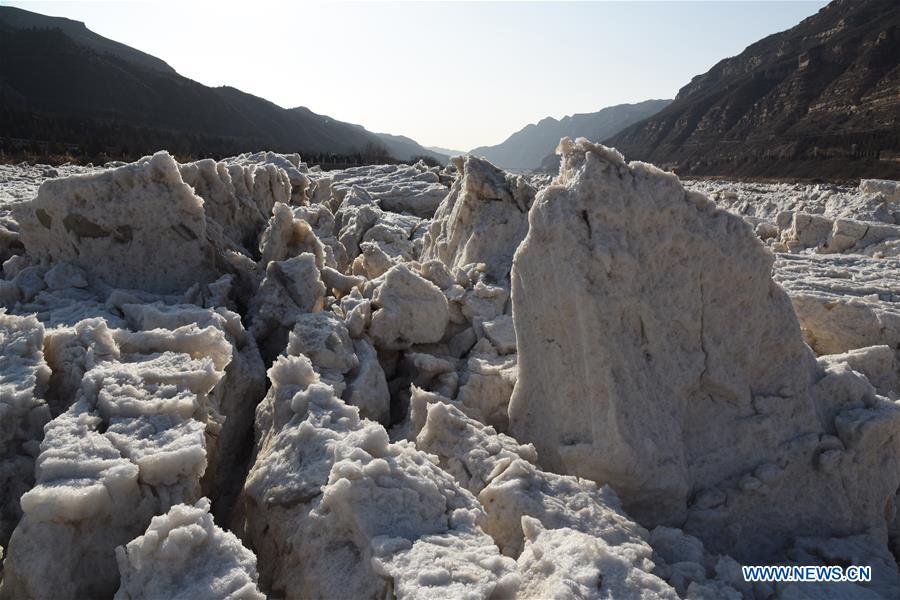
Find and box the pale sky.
[3,0,828,151]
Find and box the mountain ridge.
[607,0,900,179]
[0,6,176,75]
[372,133,449,164]
[0,6,442,164]
[469,99,672,171]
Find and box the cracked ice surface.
[0,143,898,599]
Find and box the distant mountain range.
[372,133,449,164]
[3,0,896,180]
[469,100,671,172]
[608,0,900,179]
[0,7,447,164]
[427,146,467,158]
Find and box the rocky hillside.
[0,7,444,164]
[374,132,448,164]
[469,100,671,171]
[608,0,900,180]
[0,6,176,74]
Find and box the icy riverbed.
[1,145,899,599]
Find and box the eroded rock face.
[508,138,900,561]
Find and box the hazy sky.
[4,1,828,150]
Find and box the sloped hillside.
[0,7,439,163]
[470,100,670,171]
[608,0,900,180]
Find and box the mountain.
[427,146,466,158]
[0,6,176,75]
[607,0,900,180]
[374,133,449,165]
[0,7,436,164]
[468,100,671,171]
